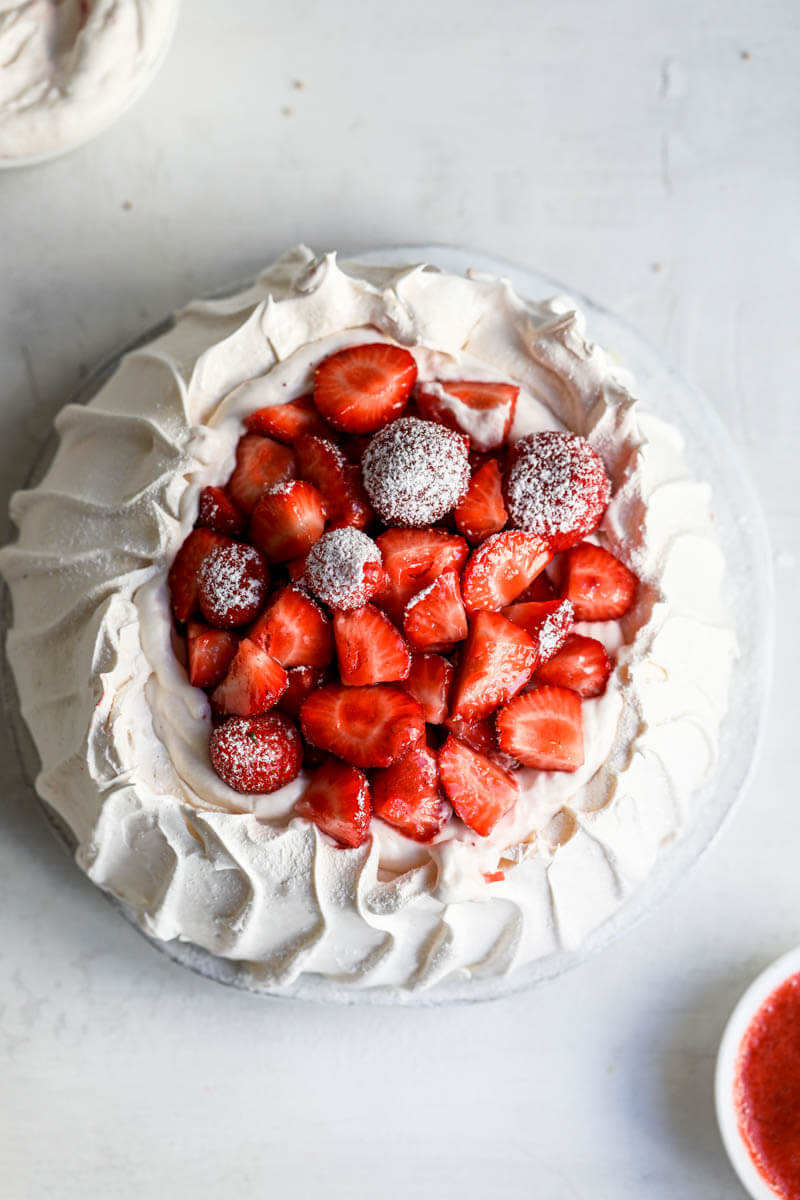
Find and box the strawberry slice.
[197,542,269,629]
[211,638,288,716]
[249,479,327,562]
[444,713,496,757]
[244,394,330,443]
[402,653,453,724]
[454,459,508,544]
[438,735,519,836]
[196,486,245,537]
[249,585,333,669]
[277,666,327,719]
[505,431,611,551]
[186,621,239,688]
[168,528,231,622]
[295,434,375,530]
[403,570,468,653]
[517,571,558,602]
[501,598,574,663]
[563,541,638,621]
[450,611,538,721]
[534,633,612,698]
[375,528,469,624]
[416,380,518,452]
[333,604,411,686]
[209,712,302,795]
[300,683,424,768]
[495,686,584,771]
[461,531,552,613]
[326,464,375,531]
[372,743,451,842]
[313,342,417,434]
[295,759,372,848]
[227,433,297,515]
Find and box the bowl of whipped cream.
[0,0,180,168]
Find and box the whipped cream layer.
[0,248,738,995]
[0,0,179,163]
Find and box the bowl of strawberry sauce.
[716,948,800,1199]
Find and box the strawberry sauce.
[734,971,800,1200]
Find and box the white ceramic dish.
[715,945,800,1200]
[1,244,774,1004]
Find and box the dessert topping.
[313,342,417,433]
[209,712,302,794]
[362,416,470,528]
[505,431,610,551]
[304,527,385,611]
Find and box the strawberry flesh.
[168,528,231,623]
[454,459,508,543]
[439,735,519,836]
[375,527,469,624]
[295,758,372,848]
[248,585,333,669]
[402,653,453,724]
[196,486,245,537]
[563,541,638,621]
[211,638,288,716]
[313,342,417,434]
[416,380,518,452]
[333,604,411,686]
[403,569,468,653]
[372,743,451,842]
[227,433,297,515]
[450,611,538,721]
[495,686,584,771]
[187,621,239,688]
[534,633,612,698]
[461,531,551,613]
[501,598,574,663]
[277,666,327,719]
[244,394,330,443]
[249,479,327,562]
[300,683,424,768]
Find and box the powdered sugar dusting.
[198,542,267,625]
[304,527,382,611]
[506,431,610,547]
[537,599,574,661]
[361,417,470,527]
[210,713,301,794]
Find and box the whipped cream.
[0,248,738,995]
[0,0,179,163]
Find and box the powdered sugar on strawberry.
[304,527,383,611]
[505,431,611,551]
[361,417,470,527]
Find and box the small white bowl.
[715,946,800,1200]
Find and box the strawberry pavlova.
[0,248,737,996]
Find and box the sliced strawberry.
[438,735,519,836]
[196,486,245,537]
[209,712,302,794]
[454,459,508,544]
[295,759,371,848]
[563,541,638,621]
[333,604,411,686]
[505,431,611,551]
[300,683,424,768]
[534,633,612,698]
[461,531,551,613]
[277,666,327,719]
[227,433,297,515]
[326,464,375,531]
[517,571,558,602]
[211,638,288,716]
[416,380,518,452]
[304,527,386,611]
[313,342,417,434]
[483,871,506,884]
[375,528,469,624]
[286,554,309,582]
[248,585,333,668]
[444,714,496,757]
[295,434,375,530]
[168,528,231,622]
[186,621,239,688]
[372,743,451,842]
[501,598,574,663]
[402,653,453,724]
[495,686,584,771]
[450,611,538,721]
[249,479,327,562]
[244,394,330,443]
[197,542,269,628]
[403,570,468,653]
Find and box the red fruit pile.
[168,341,639,853]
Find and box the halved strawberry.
[461,531,551,613]
[403,570,468,653]
[295,758,371,848]
[300,683,424,768]
[438,735,519,836]
[372,743,451,842]
[562,541,638,621]
[450,611,538,721]
[195,486,245,537]
[534,633,611,698]
[313,342,417,434]
[333,604,411,686]
[444,714,496,757]
[501,598,574,663]
[168,528,231,622]
[186,621,239,688]
[495,686,584,771]
[326,464,375,531]
[277,666,327,719]
[517,571,558,602]
[209,712,302,794]
[227,433,297,515]
[295,434,375,530]
[454,459,508,544]
[249,479,327,562]
[197,542,269,629]
[244,394,330,443]
[505,431,611,551]
[211,638,288,716]
[375,528,469,624]
[416,380,518,452]
[249,585,333,668]
[402,654,453,724]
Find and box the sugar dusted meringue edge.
[0,247,737,993]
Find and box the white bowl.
[715,945,800,1199]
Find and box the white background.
[1,2,798,1197]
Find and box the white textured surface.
[0,1,797,1196]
